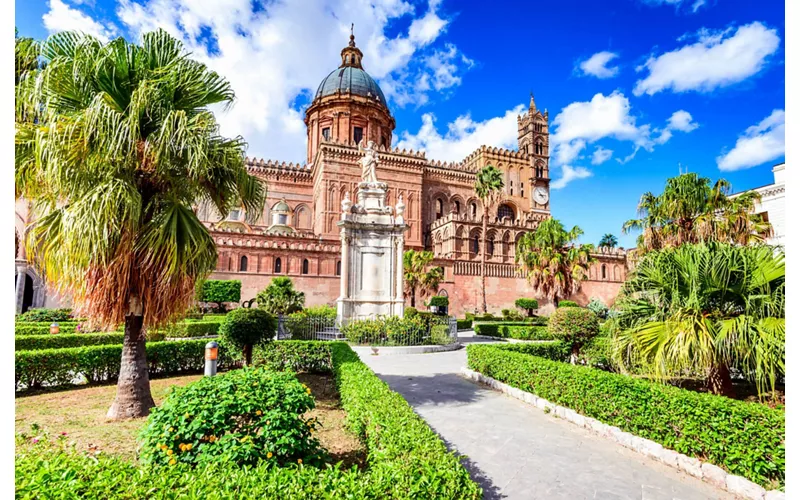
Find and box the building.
[729,162,785,247]
[196,34,628,316]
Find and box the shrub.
[473,322,528,337]
[428,296,449,308]
[199,280,241,312]
[139,368,323,468]
[18,308,73,322]
[158,320,223,338]
[586,298,609,318]
[16,322,81,336]
[514,298,539,317]
[252,341,333,373]
[284,305,337,340]
[404,307,419,318]
[548,307,599,362]
[557,300,579,308]
[385,315,427,345]
[15,333,125,351]
[219,308,276,365]
[256,277,305,314]
[464,312,475,322]
[466,344,784,488]
[341,316,449,346]
[501,308,524,321]
[456,319,472,330]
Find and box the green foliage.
[252,342,333,373]
[284,305,337,340]
[428,296,449,308]
[598,233,618,248]
[557,300,579,308]
[16,333,125,351]
[456,319,472,330]
[548,307,599,358]
[342,316,436,346]
[16,322,81,336]
[586,298,609,318]
[467,344,785,488]
[18,308,73,322]
[514,298,539,316]
[199,280,242,305]
[256,277,305,315]
[464,312,475,322]
[404,307,419,318]
[158,319,224,338]
[501,308,523,321]
[403,250,444,307]
[219,308,276,364]
[473,323,553,340]
[139,368,322,467]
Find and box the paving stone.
[764,490,785,500]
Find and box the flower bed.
[15,333,126,351]
[15,341,481,498]
[466,343,785,488]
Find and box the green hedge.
[456,319,472,330]
[16,322,82,336]
[157,320,223,338]
[15,342,481,498]
[15,333,125,351]
[474,322,550,338]
[15,340,235,391]
[473,316,548,326]
[466,344,785,488]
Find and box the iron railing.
[276,314,458,346]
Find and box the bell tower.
[518,94,550,212]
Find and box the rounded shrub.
[139,367,323,468]
[404,307,420,318]
[219,308,276,365]
[557,300,579,308]
[514,298,539,317]
[18,308,73,323]
[586,298,609,318]
[548,306,600,363]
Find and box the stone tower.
[517,94,550,212]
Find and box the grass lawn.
[16,372,367,467]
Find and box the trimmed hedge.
[15,342,482,498]
[16,322,82,336]
[456,319,472,330]
[15,333,125,351]
[473,322,553,339]
[158,320,223,338]
[466,344,785,488]
[473,316,548,326]
[557,300,579,308]
[15,340,235,391]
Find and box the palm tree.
[15,28,40,85]
[515,218,595,307]
[609,243,784,398]
[256,277,305,314]
[15,30,265,419]
[403,250,444,308]
[598,233,618,248]
[474,165,504,313]
[623,172,771,253]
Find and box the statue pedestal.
[337,183,406,322]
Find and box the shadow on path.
[377,373,485,406]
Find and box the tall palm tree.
[515,218,595,307]
[474,165,504,313]
[15,30,265,419]
[15,28,40,85]
[609,243,784,398]
[623,172,771,253]
[403,250,444,308]
[598,233,618,248]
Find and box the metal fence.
[276,314,458,346]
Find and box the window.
[487,237,495,256]
[302,259,309,275]
[229,257,233,270]
[601,264,607,280]
[227,209,241,221]
[353,127,363,146]
[336,260,342,276]
[277,213,288,225]
[435,199,443,219]
[470,202,477,218]
[509,180,513,195]
[381,136,387,148]
[471,235,479,254]
[274,258,282,274]
[240,256,248,272]
[322,127,330,140]
[453,200,460,215]
[497,204,514,220]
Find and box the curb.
[350,343,462,355]
[460,367,783,500]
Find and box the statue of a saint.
[358,140,379,183]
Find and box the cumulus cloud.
[667,110,699,132]
[637,0,707,13]
[551,165,592,190]
[577,51,619,79]
[395,105,525,161]
[43,0,117,42]
[717,110,785,171]
[591,146,613,165]
[634,22,781,96]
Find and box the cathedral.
[195,34,628,316]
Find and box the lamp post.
[50,323,60,335]
[204,341,218,377]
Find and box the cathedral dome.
[314,66,386,105]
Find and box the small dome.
[273,199,290,212]
[315,66,386,104]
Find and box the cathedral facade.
[197,34,628,316]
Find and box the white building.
[730,162,785,247]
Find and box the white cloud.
[578,51,619,79]
[667,110,699,132]
[717,110,785,171]
[551,165,592,190]
[99,0,471,162]
[42,0,117,42]
[591,146,613,165]
[395,105,524,161]
[634,22,781,96]
[637,0,707,13]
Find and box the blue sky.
[16,0,786,248]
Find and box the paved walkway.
[353,337,734,500]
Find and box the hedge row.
[472,316,548,325]
[15,342,482,498]
[15,340,235,391]
[456,319,472,330]
[16,322,82,336]
[473,322,553,340]
[466,344,785,488]
[15,333,125,351]
[158,320,222,338]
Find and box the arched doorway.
[15,273,35,313]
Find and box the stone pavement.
[352,337,734,500]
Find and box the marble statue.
[358,140,379,184]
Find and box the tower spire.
[529,92,537,112]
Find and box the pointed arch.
[294,204,311,229]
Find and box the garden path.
[352,335,734,500]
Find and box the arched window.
[487,236,495,256]
[240,256,248,272]
[470,202,477,218]
[302,259,309,275]
[453,200,460,215]
[497,204,514,221]
[274,258,282,274]
[228,257,233,271]
[601,264,607,280]
[336,260,342,276]
[435,199,443,219]
[471,235,479,254]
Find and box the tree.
[515,218,595,307]
[403,250,443,308]
[598,233,618,248]
[548,307,600,364]
[474,165,505,313]
[219,308,275,365]
[622,172,772,253]
[256,277,305,314]
[16,31,265,419]
[514,298,539,317]
[609,243,784,398]
[197,279,241,313]
[15,28,40,85]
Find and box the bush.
[466,344,784,488]
[341,316,450,346]
[15,333,125,351]
[548,307,599,362]
[501,309,524,321]
[158,319,223,338]
[586,298,609,318]
[18,308,73,323]
[473,322,529,337]
[557,300,579,308]
[456,319,472,330]
[514,298,539,317]
[16,322,82,336]
[252,341,333,373]
[464,312,475,322]
[219,308,276,365]
[139,368,323,468]
[199,280,241,312]
[256,277,305,314]
[428,296,449,308]
[404,307,419,318]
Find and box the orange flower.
[169,458,176,465]
[297,458,303,464]
[185,443,192,451]
[267,452,273,459]
[166,449,173,456]
[256,410,262,416]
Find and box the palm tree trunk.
[481,214,488,313]
[708,363,735,397]
[107,297,155,419]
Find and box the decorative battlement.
[590,246,628,258]
[318,137,427,158]
[246,158,312,178]
[429,212,549,232]
[462,144,528,164]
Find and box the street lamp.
[204,341,219,377]
[50,323,60,335]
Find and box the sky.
[15,0,786,248]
